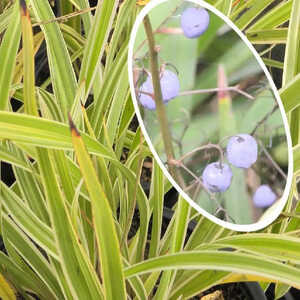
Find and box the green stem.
[143,15,185,188]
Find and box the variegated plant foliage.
[0,0,299,299]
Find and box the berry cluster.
[202,134,257,193]
[138,7,210,109]
[138,6,278,210]
[201,134,277,208]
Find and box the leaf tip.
[19,0,27,16]
[218,64,229,100]
[68,113,80,137]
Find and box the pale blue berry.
[202,162,233,192]
[139,70,180,110]
[181,7,210,39]
[253,185,277,208]
[139,76,156,110]
[226,134,258,169]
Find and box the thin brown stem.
[175,161,217,200]
[135,1,183,57]
[155,27,184,35]
[192,180,202,200]
[171,109,190,156]
[251,103,278,135]
[259,44,276,56]
[32,6,97,27]
[179,86,254,100]
[138,90,155,98]
[177,161,234,222]
[178,143,224,165]
[258,140,287,180]
[143,15,185,188]
[219,135,233,146]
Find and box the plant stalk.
[143,15,185,188]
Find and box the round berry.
[139,70,180,110]
[253,185,277,208]
[181,7,210,39]
[160,70,180,100]
[226,134,258,169]
[139,76,156,110]
[202,162,233,193]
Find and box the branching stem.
[179,86,254,100]
[177,143,224,165]
[251,103,278,135]
[258,140,287,179]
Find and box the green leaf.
[29,0,78,119]
[70,118,126,300]
[246,0,292,32]
[185,216,230,250]
[124,259,147,300]
[280,73,300,113]
[263,58,284,69]
[8,143,50,224]
[0,251,48,299]
[217,0,233,16]
[0,112,150,265]
[106,0,136,70]
[79,0,118,96]
[282,0,300,145]
[247,29,287,44]
[274,283,291,300]
[68,0,92,35]
[0,144,31,172]
[148,160,164,258]
[0,6,13,35]
[193,41,256,106]
[0,2,21,110]
[91,43,128,137]
[2,215,64,299]
[293,145,300,173]
[124,251,300,289]
[105,70,131,146]
[37,148,103,299]
[0,111,113,159]
[218,66,252,224]
[232,0,274,30]
[37,88,64,121]
[283,0,300,84]
[0,272,16,300]
[213,234,300,263]
[170,270,229,300]
[0,181,57,259]
[154,196,190,299]
[171,197,191,253]
[20,1,38,116]
[240,90,275,133]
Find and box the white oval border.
[128,0,293,232]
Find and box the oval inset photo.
[128,0,293,231]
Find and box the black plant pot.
[266,284,298,300]
[244,282,267,300]
[197,282,266,300]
